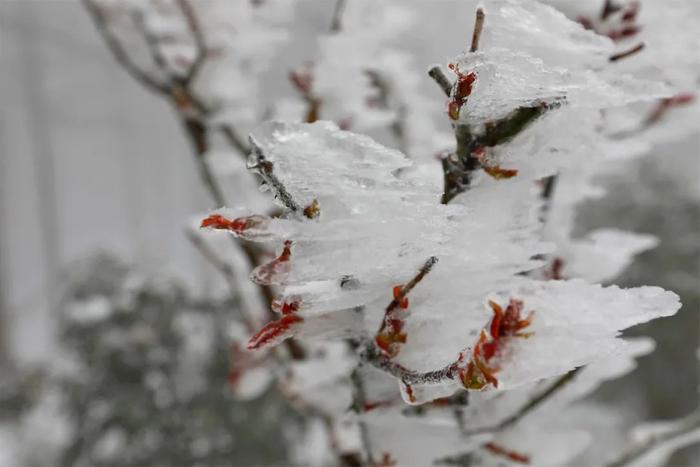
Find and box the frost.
[215,120,680,410]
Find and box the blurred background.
[0,1,698,465]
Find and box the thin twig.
[391,105,409,156]
[540,174,557,201]
[463,368,581,435]
[428,66,453,97]
[82,0,169,95]
[350,366,375,465]
[470,8,485,53]
[185,229,256,332]
[539,174,558,224]
[601,0,620,20]
[360,340,460,385]
[180,117,228,208]
[85,0,303,358]
[603,409,700,467]
[248,136,303,214]
[131,9,173,79]
[221,124,252,155]
[434,452,474,466]
[175,0,207,84]
[372,256,439,359]
[365,69,410,156]
[609,42,645,62]
[386,257,438,317]
[402,392,469,417]
[329,0,348,33]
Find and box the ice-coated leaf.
[243,121,551,358]
[224,120,681,411]
[486,279,679,389]
[450,0,669,123]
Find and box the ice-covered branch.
[374,257,439,358]
[383,257,438,320]
[359,341,460,386]
[248,136,304,215]
[603,409,700,467]
[441,103,551,204]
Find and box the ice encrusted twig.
[374,256,439,358]
[438,5,564,204]
[441,102,553,204]
[359,340,461,386]
[248,136,304,215]
[385,257,438,318]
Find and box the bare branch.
[130,8,173,80]
[428,65,453,97]
[175,0,207,84]
[470,8,485,53]
[82,0,169,95]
